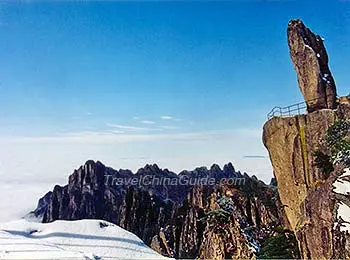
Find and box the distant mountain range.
[29,160,292,259]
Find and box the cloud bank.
[0,128,272,222]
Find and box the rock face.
[264,19,350,259]
[33,161,285,259]
[37,161,186,245]
[151,177,283,259]
[263,109,337,230]
[288,19,337,112]
[263,103,350,259]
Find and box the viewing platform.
[267,95,341,120]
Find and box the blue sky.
[0,1,349,199]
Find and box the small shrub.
[201,195,234,234]
[326,120,350,160]
[257,227,300,259]
[315,120,350,174]
[314,151,334,177]
[326,120,350,147]
[217,196,235,214]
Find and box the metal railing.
[267,94,338,120]
[267,101,306,120]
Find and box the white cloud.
[0,182,55,222]
[140,120,155,125]
[0,130,230,144]
[0,127,273,222]
[234,128,263,138]
[110,130,125,134]
[161,116,173,120]
[106,123,145,131]
[105,123,159,132]
[0,128,265,145]
[159,125,181,130]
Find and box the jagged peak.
[139,163,161,172]
[210,163,222,172]
[288,18,302,26]
[83,160,105,167]
[84,159,96,165]
[251,175,258,181]
[223,162,236,173]
[73,160,106,173]
[53,184,63,191]
[193,166,209,172]
[135,163,177,178]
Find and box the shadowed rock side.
[151,179,284,259]
[288,19,337,112]
[264,19,350,259]
[32,161,288,259]
[263,103,350,259]
[36,161,186,245]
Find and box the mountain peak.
[223,162,236,174]
[210,163,221,172]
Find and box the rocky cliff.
[287,19,337,112]
[35,161,187,245]
[32,161,289,259]
[263,19,350,259]
[151,177,283,259]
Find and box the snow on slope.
[333,168,350,232]
[0,219,170,260]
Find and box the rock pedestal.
[288,19,337,112]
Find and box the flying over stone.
[287,19,337,112]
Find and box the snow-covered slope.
[333,167,350,232]
[0,219,170,260]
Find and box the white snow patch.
[0,219,171,260]
[337,203,350,232]
[333,168,350,232]
[333,168,350,195]
[322,76,331,84]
